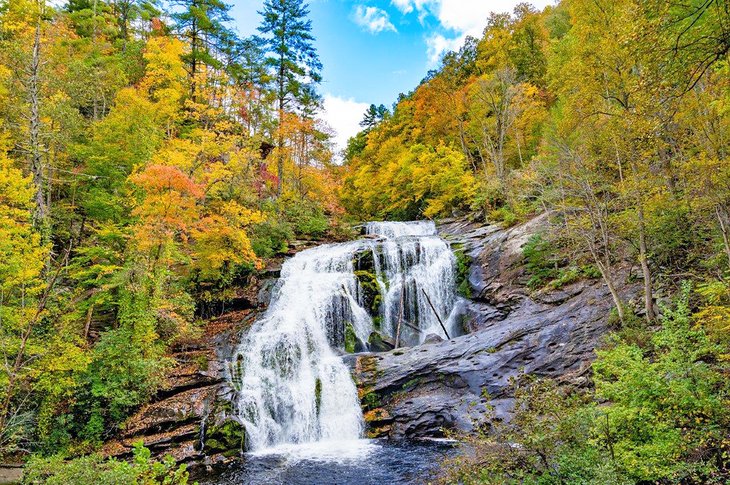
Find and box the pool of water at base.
[194,439,458,485]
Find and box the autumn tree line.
[344,0,730,324]
[343,1,730,482]
[0,0,347,462]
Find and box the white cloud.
[392,0,554,65]
[322,94,370,157]
[391,0,414,14]
[353,5,398,34]
[426,33,466,65]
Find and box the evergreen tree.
[171,0,235,100]
[258,0,322,196]
[359,104,389,130]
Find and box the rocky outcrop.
[101,309,257,463]
[353,214,640,439]
[104,218,640,461]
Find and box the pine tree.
[360,104,389,130]
[258,0,322,196]
[171,0,235,100]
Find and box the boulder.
[368,332,395,352]
[423,333,445,345]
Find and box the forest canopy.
[0,0,344,460]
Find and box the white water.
[366,221,461,346]
[229,221,462,451]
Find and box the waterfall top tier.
[365,221,437,239]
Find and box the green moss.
[193,353,209,371]
[401,377,421,390]
[354,270,383,315]
[205,419,245,454]
[362,392,381,410]
[368,331,394,352]
[315,378,323,416]
[453,246,472,298]
[228,354,245,391]
[354,248,375,272]
[524,235,602,291]
[345,323,357,353]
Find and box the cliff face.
[352,215,640,439]
[101,281,275,464]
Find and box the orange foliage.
[130,165,203,252]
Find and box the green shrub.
[77,327,171,444]
[24,442,192,485]
[249,219,293,258]
[488,206,518,227]
[280,196,330,238]
[523,234,561,289]
[453,246,472,298]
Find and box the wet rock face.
[353,215,639,439]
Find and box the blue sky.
[229,0,553,151]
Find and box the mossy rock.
[205,419,245,455]
[354,248,375,272]
[314,377,323,416]
[453,247,472,298]
[354,270,382,315]
[368,331,395,352]
[345,323,357,353]
[361,391,381,411]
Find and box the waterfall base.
[195,439,457,485]
[229,221,465,451]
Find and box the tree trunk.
[29,22,47,231]
[590,246,625,324]
[637,205,655,321]
[276,54,285,197]
[716,205,730,271]
[190,2,199,102]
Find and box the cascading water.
[366,221,462,347]
[228,221,463,452]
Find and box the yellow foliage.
[140,36,186,127]
[0,150,46,300]
[345,139,476,219]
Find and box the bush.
[488,206,518,227]
[523,234,561,289]
[249,218,293,258]
[24,442,192,485]
[76,327,171,444]
[280,196,329,238]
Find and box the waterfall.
[229,221,462,451]
[366,221,461,346]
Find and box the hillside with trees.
[0,0,344,470]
